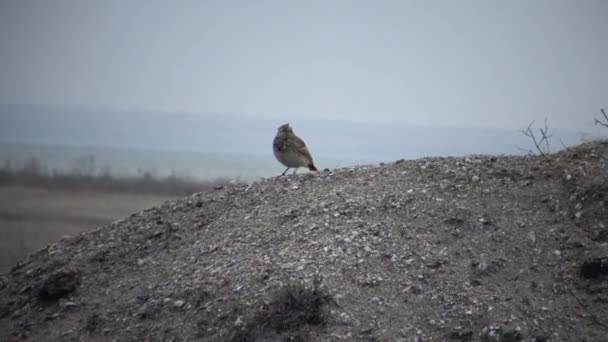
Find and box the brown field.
[0,186,179,272]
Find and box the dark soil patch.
[230,279,333,341]
[36,269,81,303]
[84,313,101,333]
[580,257,608,280]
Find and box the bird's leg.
[293,168,298,175]
[281,167,290,176]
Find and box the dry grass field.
[0,186,178,272]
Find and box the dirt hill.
[1,141,607,342]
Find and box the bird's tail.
[308,163,318,171]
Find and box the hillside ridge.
[1,141,607,341]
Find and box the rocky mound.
[1,141,608,341]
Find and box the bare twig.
[538,118,552,154]
[594,108,608,128]
[564,283,608,329]
[519,118,552,156]
[564,328,574,342]
[517,146,534,156]
[558,266,608,330]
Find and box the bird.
[273,123,318,176]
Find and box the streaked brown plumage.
[273,123,317,176]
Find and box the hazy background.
[1,0,606,180]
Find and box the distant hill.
[0,104,584,162]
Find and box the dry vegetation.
[0,186,181,272]
[0,156,230,195]
[229,277,333,341]
[0,156,233,272]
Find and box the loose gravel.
[1,140,607,342]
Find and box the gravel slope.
[1,141,607,342]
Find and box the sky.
[0,0,606,132]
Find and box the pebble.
[63,301,77,308]
[527,231,536,245]
[173,300,185,308]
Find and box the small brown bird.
[273,123,318,176]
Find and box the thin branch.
[520,121,541,155]
[558,266,608,330]
[517,146,534,155]
[539,117,552,154]
[520,119,552,156]
[564,282,608,329]
[595,108,608,128]
[564,328,574,342]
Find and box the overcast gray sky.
[0,0,606,131]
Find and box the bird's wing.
[273,135,286,152]
[291,135,313,162]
